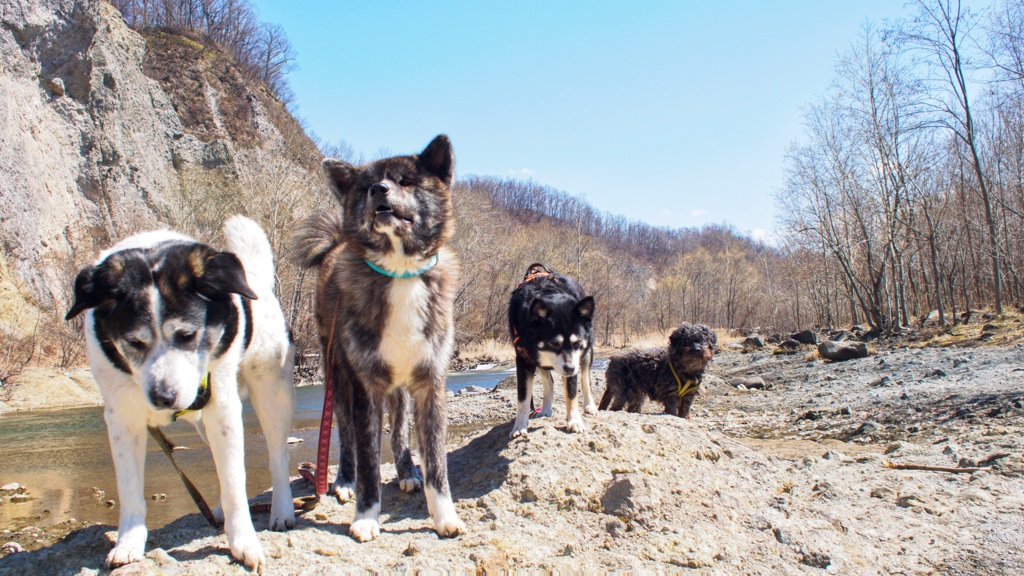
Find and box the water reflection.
[0,369,510,530]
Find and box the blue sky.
[250,1,936,239]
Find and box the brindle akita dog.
[294,135,465,541]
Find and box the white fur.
[350,503,381,542]
[380,277,430,387]
[425,486,466,537]
[84,216,294,571]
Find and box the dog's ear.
[198,251,258,301]
[66,253,150,319]
[418,134,454,186]
[323,158,358,203]
[66,264,100,320]
[529,299,550,321]
[574,296,595,321]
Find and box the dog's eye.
[124,337,148,351]
[175,330,198,344]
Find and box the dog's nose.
[149,385,178,409]
[369,182,390,196]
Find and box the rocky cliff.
[0,0,317,327]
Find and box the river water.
[0,368,512,531]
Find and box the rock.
[870,376,893,387]
[777,338,803,352]
[852,421,882,436]
[46,77,65,97]
[773,527,791,544]
[926,368,947,378]
[0,483,20,491]
[403,539,428,557]
[790,330,818,345]
[870,487,894,500]
[457,385,488,396]
[800,548,831,569]
[730,377,766,390]
[150,493,167,501]
[818,341,868,362]
[821,450,845,461]
[922,310,941,327]
[286,437,303,444]
[145,548,177,566]
[1,542,24,554]
[742,335,765,350]
[600,473,660,523]
[952,357,970,368]
[9,495,29,503]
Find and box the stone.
[791,330,818,345]
[1,542,24,554]
[0,483,20,492]
[742,335,765,350]
[818,341,869,362]
[852,421,882,436]
[730,377,766,390]
[286,437,303,444]
[145,548,177,566]
[9,495,29,503]
[47,77,65,96]
[773,527,791,544]
[800,548,832,569]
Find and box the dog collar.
[364,254,439,278]
[172,373,212,421]
[668,360,700,398]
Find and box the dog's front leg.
[389,388,422,492]
[103,393,149,568]
[563,374,585,433]
[412,383,465,537]
[349,383,383,542]
[247,365,295,531]
[511,358,534,438]
[538,369,555,417]
[580,347,598,414]
[204,375,265,572]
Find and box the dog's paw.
[565,416,585,433]
[105,543,145,569]
[212,504,225,525]
[331,481,355,503]
[399,476,422,493]
[583,403,598,415]
[228,530,265,573]
[538,407,553,418]
[268,506,295,531]
[510,425,528,439]
[349,518,380,542]
[434,515,466,538]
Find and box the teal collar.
[365,254,439,278]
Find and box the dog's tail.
[223,215,276,297]
[291,211,345,269]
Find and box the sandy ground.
[1,330,1023,574]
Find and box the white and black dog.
[508,263,596,437]
[66,216,294,571]
[293,135,465,542]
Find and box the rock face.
[0,0,312,312]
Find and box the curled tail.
[291,211,345,269]
[223,215,276,297]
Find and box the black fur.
[66,241,255,382]
[507,263,596,436]
[600,323,718,418]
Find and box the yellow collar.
[668,359,699,397]
[172,373,211,421]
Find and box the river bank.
[1,329,1022,573]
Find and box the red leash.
[298,303,341,498]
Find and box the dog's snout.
[369,182,390,197]
[149,384,178,409]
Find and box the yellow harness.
[668,360,699,397]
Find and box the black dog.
[600,323,718,418]
[508,263,596,437]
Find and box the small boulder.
[742,335,765,350]
[730,377,766,390]
[818,341,868,362]
[790,330,818,345]
[47,77,65,97]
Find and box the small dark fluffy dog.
[600,323,718,418]
[293,135,464,542]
